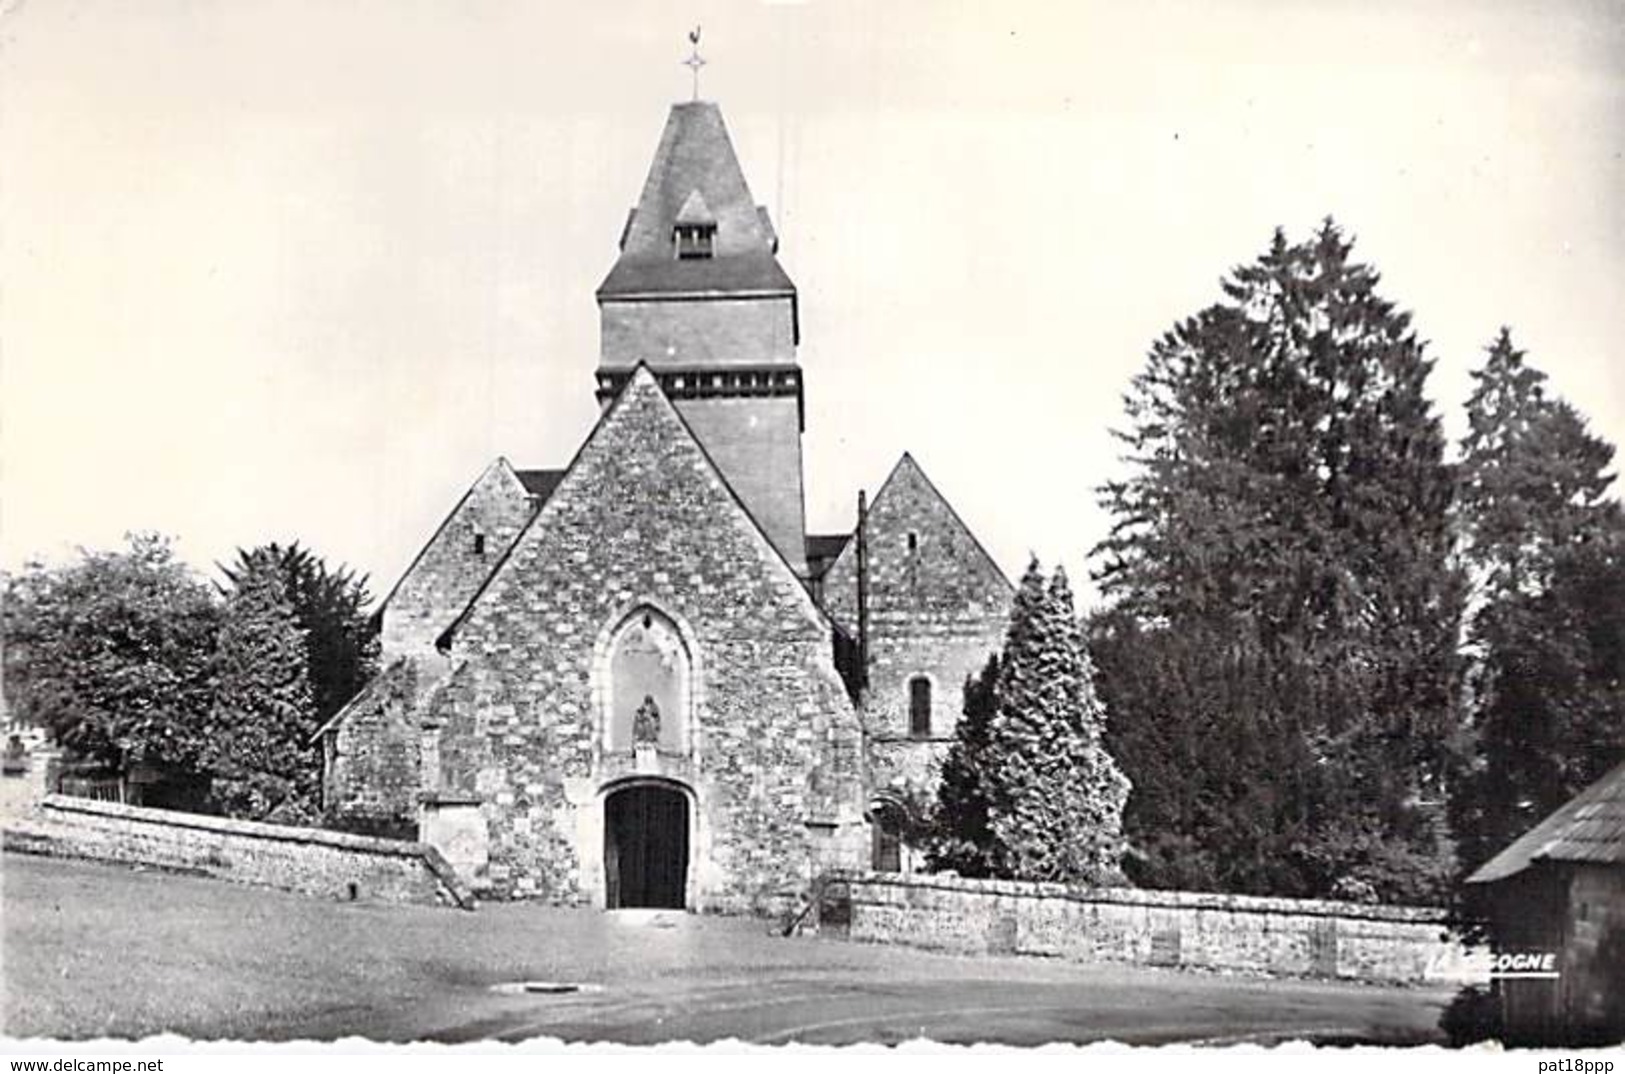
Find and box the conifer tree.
[223,542,377,724]
[928,654,1001,877]
[1452,330,1625,872]
[1093,221,1463,901]
[207,563,319,823]
[1091,609,1319,893]
[983,561,1130,884]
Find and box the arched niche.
[602,606,691,756]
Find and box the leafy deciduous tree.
[2,534,220,774]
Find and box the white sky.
[3,0,1622,609]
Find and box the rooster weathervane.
[683,26,706,101]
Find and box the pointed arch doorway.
[603,780,690,909]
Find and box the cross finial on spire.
[682,25,706,101]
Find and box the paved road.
[3,856,1453,1046]
[403,970,1447,1046]
[281,909,1451,1046]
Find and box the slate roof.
[515,468,566,502]
[598,252,795,299]
[674,189,716,226]
[597,101,794,300]
[1468,757,1625,884]
[804,533,851,583]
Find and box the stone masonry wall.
[600,297,797,371]
[822,454,1013,795]
[380,458,537,656]
[430,368,867,909]
[674,395,808,577]
[324,656,444,835]
[6,795,472,908]
[832,871,1457,985]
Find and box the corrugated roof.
[1468,757,1625,884]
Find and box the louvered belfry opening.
[604,782,689,909]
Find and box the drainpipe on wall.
[856,488,870,703]
[854,486,877,870]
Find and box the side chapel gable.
[376,457,538,655]
[821,452,1014,637]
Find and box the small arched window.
[908,677,932,739]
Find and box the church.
[317,97,1014,912]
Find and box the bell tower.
[595,100,807,576]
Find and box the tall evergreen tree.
[983,561,1130,884]
[928,654,1001,877]
[1094,221,1463,901]
[223,542,377,725]
[1451,330,1625,873]
[207,562,319,823]
[1092,609,1319,894]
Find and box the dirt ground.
[1,854,1454,1046]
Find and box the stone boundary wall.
[827,870,1460,984]
[4,795,474,910]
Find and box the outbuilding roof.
[1467,757,1625,884]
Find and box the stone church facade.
[319,99,1012,910]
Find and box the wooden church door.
[604,783,689,909]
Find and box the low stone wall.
[4,795,474,909]
[827,870,1461,984]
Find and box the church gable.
[822,452,1013,637]
[821,454,1013,788]
[378,458,538,655]
[433,366,862,904]
[446,366,831,648]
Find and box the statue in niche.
[632,695,661,747]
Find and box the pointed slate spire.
[594,101,807,576]
[598,101,793,298]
